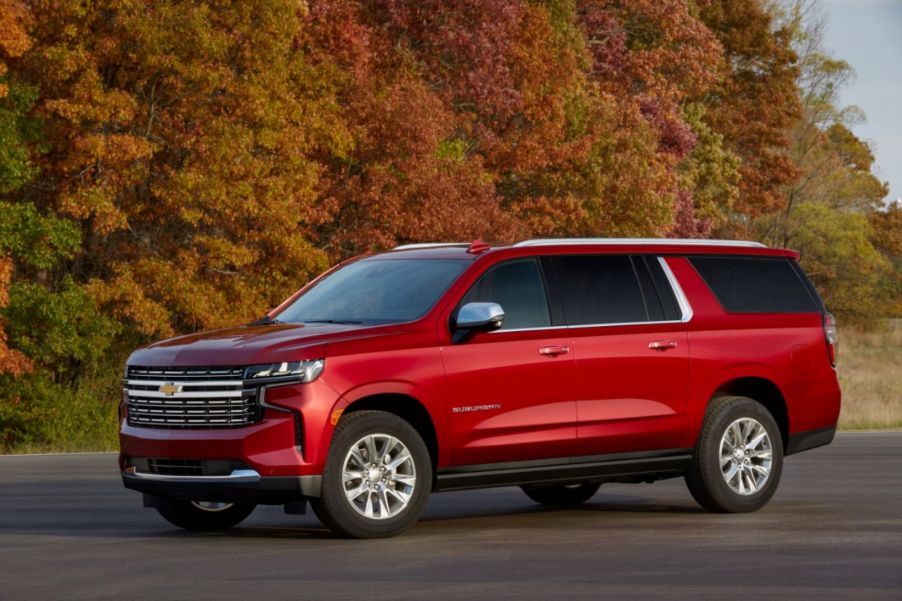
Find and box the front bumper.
[121,467,321,503]
[119,379,340,479]
[119,408,307,477]
[119,379,344,505]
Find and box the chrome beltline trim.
[490,319,684,334]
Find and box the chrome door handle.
[648,340,677,351]
[538,346,570,357]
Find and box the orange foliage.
[0,256,31,375]
[0,0,888,373]
[0,0,31,97]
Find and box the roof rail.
[393,242,469,250]
[513,238,767,248]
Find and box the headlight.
[244,359,325,383]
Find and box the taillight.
[823,312,838,367]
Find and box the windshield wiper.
[249,315,282,326]
[302,319,364,325]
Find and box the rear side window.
[459,259,551,330]
[550,255,648,325]
[689,256,819,313]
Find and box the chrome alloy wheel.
[720,417,773,495]
[341,433,416,520]
[190,501,234,512]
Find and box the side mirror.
[456,302,505,331]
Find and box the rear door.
[442,258,577,466]
[547,254,691,456]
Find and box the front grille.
[125,366,259,429]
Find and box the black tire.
[521,482,601,506]
[154,499,255,531]
[685,395,784,513]
[311,410,432,538]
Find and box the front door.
[442,258,577,466]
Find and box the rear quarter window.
[689,256,820,313]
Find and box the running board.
[434,449,693,492]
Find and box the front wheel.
[685,396,784,513]
[311,410,432,538]
[521,482,601,506]
[154,499,256,530]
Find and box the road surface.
[0,432,900,600]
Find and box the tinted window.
[632,256,665,321]
[459,259,551,330]
[644,256,682,321]
[551,255,648,325]
[690,256,819,313]
[277,259,468,325]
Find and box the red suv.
[120,239,841,538]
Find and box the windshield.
[275,259,469,325]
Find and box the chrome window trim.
[482,255,694,334]
[514,238,765,248]
[657,257,693,323]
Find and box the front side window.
[459,259,551,330]
[276,259,468,325]
[551,255,648,325]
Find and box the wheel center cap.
[367,468,381,482]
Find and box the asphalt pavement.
[0,432,900,601]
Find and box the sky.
[821,0,902,202]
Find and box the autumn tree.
[0,0,36,375]
[304,0,526,256]
[759,0,892,319]
[11,1,361,340]
[0,0,897,449]
[698,0,802,226]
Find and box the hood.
[127,322,401,367]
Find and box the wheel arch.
[711,377,789,450]
[342,393,440,473]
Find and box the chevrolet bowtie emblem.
[158,382,182,396]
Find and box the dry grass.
[837,319,902,430]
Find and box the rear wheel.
[311,410,432,538]
[520,482,601,506]
[685,396,783,513]
[154,499,256,530]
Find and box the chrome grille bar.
[127,390,244,399]
[125,366,259,429]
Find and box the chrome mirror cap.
[457,302,505,330]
